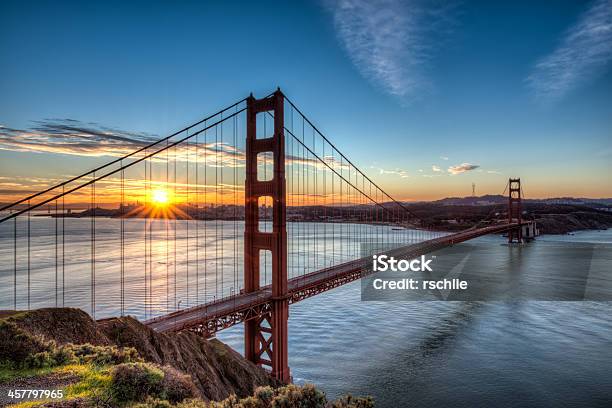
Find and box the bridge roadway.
[145,223,519,336]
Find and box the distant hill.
[432,194,506,206]
[421,195,612,207]
[534,197,612,206]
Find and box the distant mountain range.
[422,195,612,207]
[2,196,612,213]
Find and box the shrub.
[133,397,174,408]
[159,365,198,403]
[117,383,372,408]
[0,320,52,365]
[53,346,75,365]
[175,399,208,408]
[0,319,140,371]
[236,395,265,408]
[180,384,343,408]
[254,386,275,405]
[69,343,140,365]
[270,383,326,408]
[328,395,374,408]
[294,383,326,408]
[110,362,164,404]
[23,351,56,368]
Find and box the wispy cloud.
[0,120,359,176]
[527,0,612,102]
[325,0,456,100]
[0,120,246,167]
[0,121,156,157]
[448,163,479,175]
[370,165,409,178]
[440,156,449,161]
[432,165,442,172]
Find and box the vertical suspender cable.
[144,160,148,317]
[233,111,237,299]
[91,173,95,318]
[220,114,224,296]
[166,140,169,313]
[204,126,207,302]
[186,132,190,307]
[215,125,219,300]
[149,159,153,315]
[62,187,65,307]
[196,126,200,304]
[13,215,17,309]
[55,199,58,307]
[27,199,30,309]
[174,144,177,309]
[121,162,125,316]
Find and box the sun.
[151,189,170,206]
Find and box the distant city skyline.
[1,0,611,202]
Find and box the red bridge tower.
[244,90,290,382]
[508,178,522,243]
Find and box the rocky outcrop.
[3,308,276,401]
[97,316,278,401]
[2,308,110,346]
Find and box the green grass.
[0,364,55,383]
[63,364,113,400]
[6,364,113,408]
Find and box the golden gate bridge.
[0,89,526,383]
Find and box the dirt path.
[0,372,79,407]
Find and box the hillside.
[0,309,372,408]
[0,308,275,405]
[96,315,276,401]
[429,195,612,207]
[401,200,612,234]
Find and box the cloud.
[0,120,366,205]
[0,120,246,167]
[0,118,360,179]
[370,165,409,178]
[526,0,612,102]
[325,0,456,100]
[432,165,441,172]
[447,163,479,175]
[440,156,449,160]
[0,121,156,157]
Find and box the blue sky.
[1,0,611,200]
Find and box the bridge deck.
[145,223,518,335]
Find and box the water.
[1,219,611,406]
[0,217,428,317]
[217,229,612,407]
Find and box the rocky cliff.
[1,308,276,401]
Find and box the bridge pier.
[244,89,290,383]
